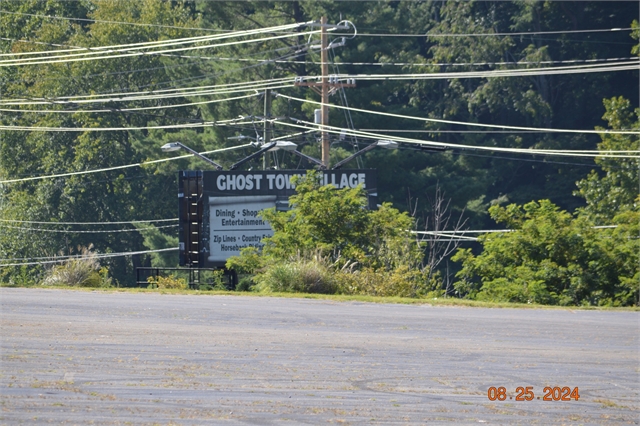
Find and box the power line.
[82,43,308,95]
[0,29,319,67]
[0,218,177,225]
[301,61,639,82]
[276,93,640,135]
[0,143,253,184]
[0,224,178,233]
[410,225,620,242]
[275,119,640,159]
[0,21,312,59]
[0,77,294,105]
[0,10,631,38]
[335,27,633,38]
[0,248,178,267]
[0,92,262,114]
[127,56,637,97]
[0,118,264,132]
[450,150,606,169]
[363,129,563,134]
[0,40,310,87]
[183,56,638,68]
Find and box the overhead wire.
[0,77,295,105]
[0,29,319,67]
[161,56,638,68]
[0,38,311,88]
[5,59,635,108]
[0,224,178,233]
[0,21,313,59]
[273,119,640,158]
[329,44,363,167]
[0,143,254,184]
[0,118,266,132]
[287,61,639,83]
[276,93,640,135]
[0,32,318,68]
[0,248,178,267]
[112,45,307,93]
[10,76,293,102]
[449,150,611,169]
[0,218,177,225]
[0,92,263,114]
[1,11,628,37]
[0,31,235,58]
[334,27,633,37]
[411,224,620,242]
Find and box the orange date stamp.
[487,386,580,401]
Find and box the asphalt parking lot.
[1,288,638,425]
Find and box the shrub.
[226,171,431,298]
[335,265,431,298]
[42,246,112,288]
[195,269,226,291]
[147,275,187,290]
[226,246,263,274]
[236,276,256,292]
[255,259,338,294]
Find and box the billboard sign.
[179,170,377,268]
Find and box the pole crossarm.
[294,78,356,96]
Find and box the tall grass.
[255,258,338,294]
[42,245,111,288]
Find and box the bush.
[226,246,263,274]
[42,247,112,288]
[147,275,187,290]
[1,265,42,287]
[255,259,338,294]
[335,265,431,298]
[453,200,639,306]
[226,171,431,298]
[195,270,226,291]
[236,275,256,292]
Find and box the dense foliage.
[453,199,639,306]
[453,98,639,306]
[1,1,638,304]
[227,171,435,297]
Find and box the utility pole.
[320,16,330,168]
[263,88,272,170]
[295,17,355,168]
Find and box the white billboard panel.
[208,195,276,262]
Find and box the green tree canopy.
[453,199,638,306]
[575,97,639,224]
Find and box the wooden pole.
[320,16,330,168]
[263,89,271,169]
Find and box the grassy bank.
[3,283,638,311]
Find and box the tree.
[227,170,432,297]
[0,0,201,284]
[259,170,420,268]
[453,199,637,306]
[575,97,639,224]
[2,0,638,289]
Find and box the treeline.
[0,1,638,305]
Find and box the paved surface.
[0,288,638,425]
